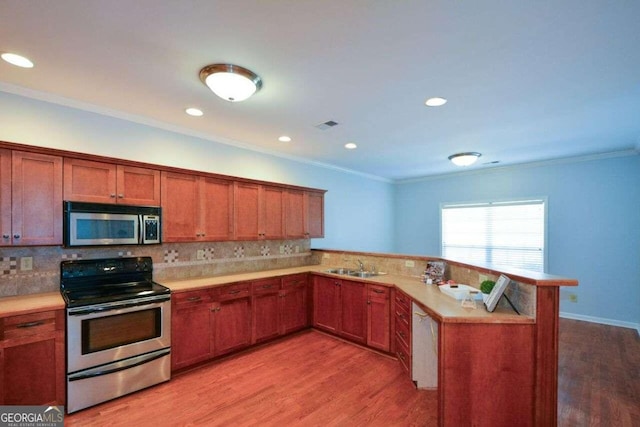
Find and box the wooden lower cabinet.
[312,276,367,345]
[172,290,213,370]
[280,274,309,335]
[212,297,251,356]
[0,310,65,406]
[367,284,390,352]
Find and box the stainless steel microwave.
[63,201,161,247]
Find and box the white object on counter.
[438,284,482,301]
[412,302,438,390]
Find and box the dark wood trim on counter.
[0,140,327,194]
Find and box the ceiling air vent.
[315,120,339,130]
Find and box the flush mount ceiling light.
[344,142,357,150]
[1,52,34,68]
[278,136,292,142]
[448,152,481,166]
[425,97,447,107]
[199,64,262,102]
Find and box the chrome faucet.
[356,259,365,272]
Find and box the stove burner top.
[60,256,170,308]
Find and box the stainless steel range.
[60,256,171,413]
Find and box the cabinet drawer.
[216,282,251,301]
[368,284,389,300]
[282,274,308,289]
[396,340,411,374]
[173,290,211,309]
[394,290,411,311]
[395,314,411,349]
[1,311,59,341]
[251,278,281,295]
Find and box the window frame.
[439,197,549,273]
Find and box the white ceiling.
[1,1,639,180]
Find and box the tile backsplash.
[0,239,313,297]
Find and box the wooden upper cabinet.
[63,158,160,205]
[200,177,234,241]
[161,172,199,242]
[306,190,324,238]
[0,149,11,246]
[161,172,234,242]
[285,190,305,238]
[10,151,63,246]
[234,183,285,240]
[285,189,325,238]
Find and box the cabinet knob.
[118,194,124,198]
[110,194,116,198]
[367,300,371,305]
[2,234,9,239]
[13,234,20,239]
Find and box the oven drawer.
[1,311,61,341]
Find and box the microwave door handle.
[139,215,144,244]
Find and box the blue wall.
[394,155,640,326]
[0,91,395,253]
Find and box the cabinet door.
[313,276,339,333]
[63,158,117,204]
[367,285,390,352]
[12,151,63,245]
[161,172,199,242]
[0,149,11,246]
[252,278,282,343]
[339,280,367,344]
[281,275,309,335]
[305,191,324,238]
[234,182,260,240]
[213,297,251,356]
[200,177,234,241]
[261,186,285,239]
[116,165,161,206]
[0,310,65,406]
[285,189,305,238]
[171,292,213,370]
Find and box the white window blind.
[441,199,546,272]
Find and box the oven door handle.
[68,296,170,316]
[68,348,170,382]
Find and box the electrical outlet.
[196,249,205,260]
[568,293,578,303]
[295,245,299,253]
[279,245,285,254]
[405,260,415,268]
[20,257,33,271]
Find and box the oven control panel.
[61,257,153,279]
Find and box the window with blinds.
[441,199,546,272]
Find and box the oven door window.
[81,308,162,354]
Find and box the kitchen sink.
[324,268,378,278]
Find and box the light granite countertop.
[0,266,533,324]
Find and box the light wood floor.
[66,320,640,426]
[65,330,436,426]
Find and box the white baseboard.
[560,312,640,336]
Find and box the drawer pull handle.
[372,289,385,294]
[261,285,273,289]
[228,290,241,295]
[17,321,44,329]
[399,331,405,338]
[186,296,201,302]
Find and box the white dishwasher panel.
[412,302,438,389]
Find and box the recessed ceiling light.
[1,52,34,68]
[185,107,203,117]
[448,152,481,166]
[278,136,292,142]
[345,143,357,150]
[425,97,447,107]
